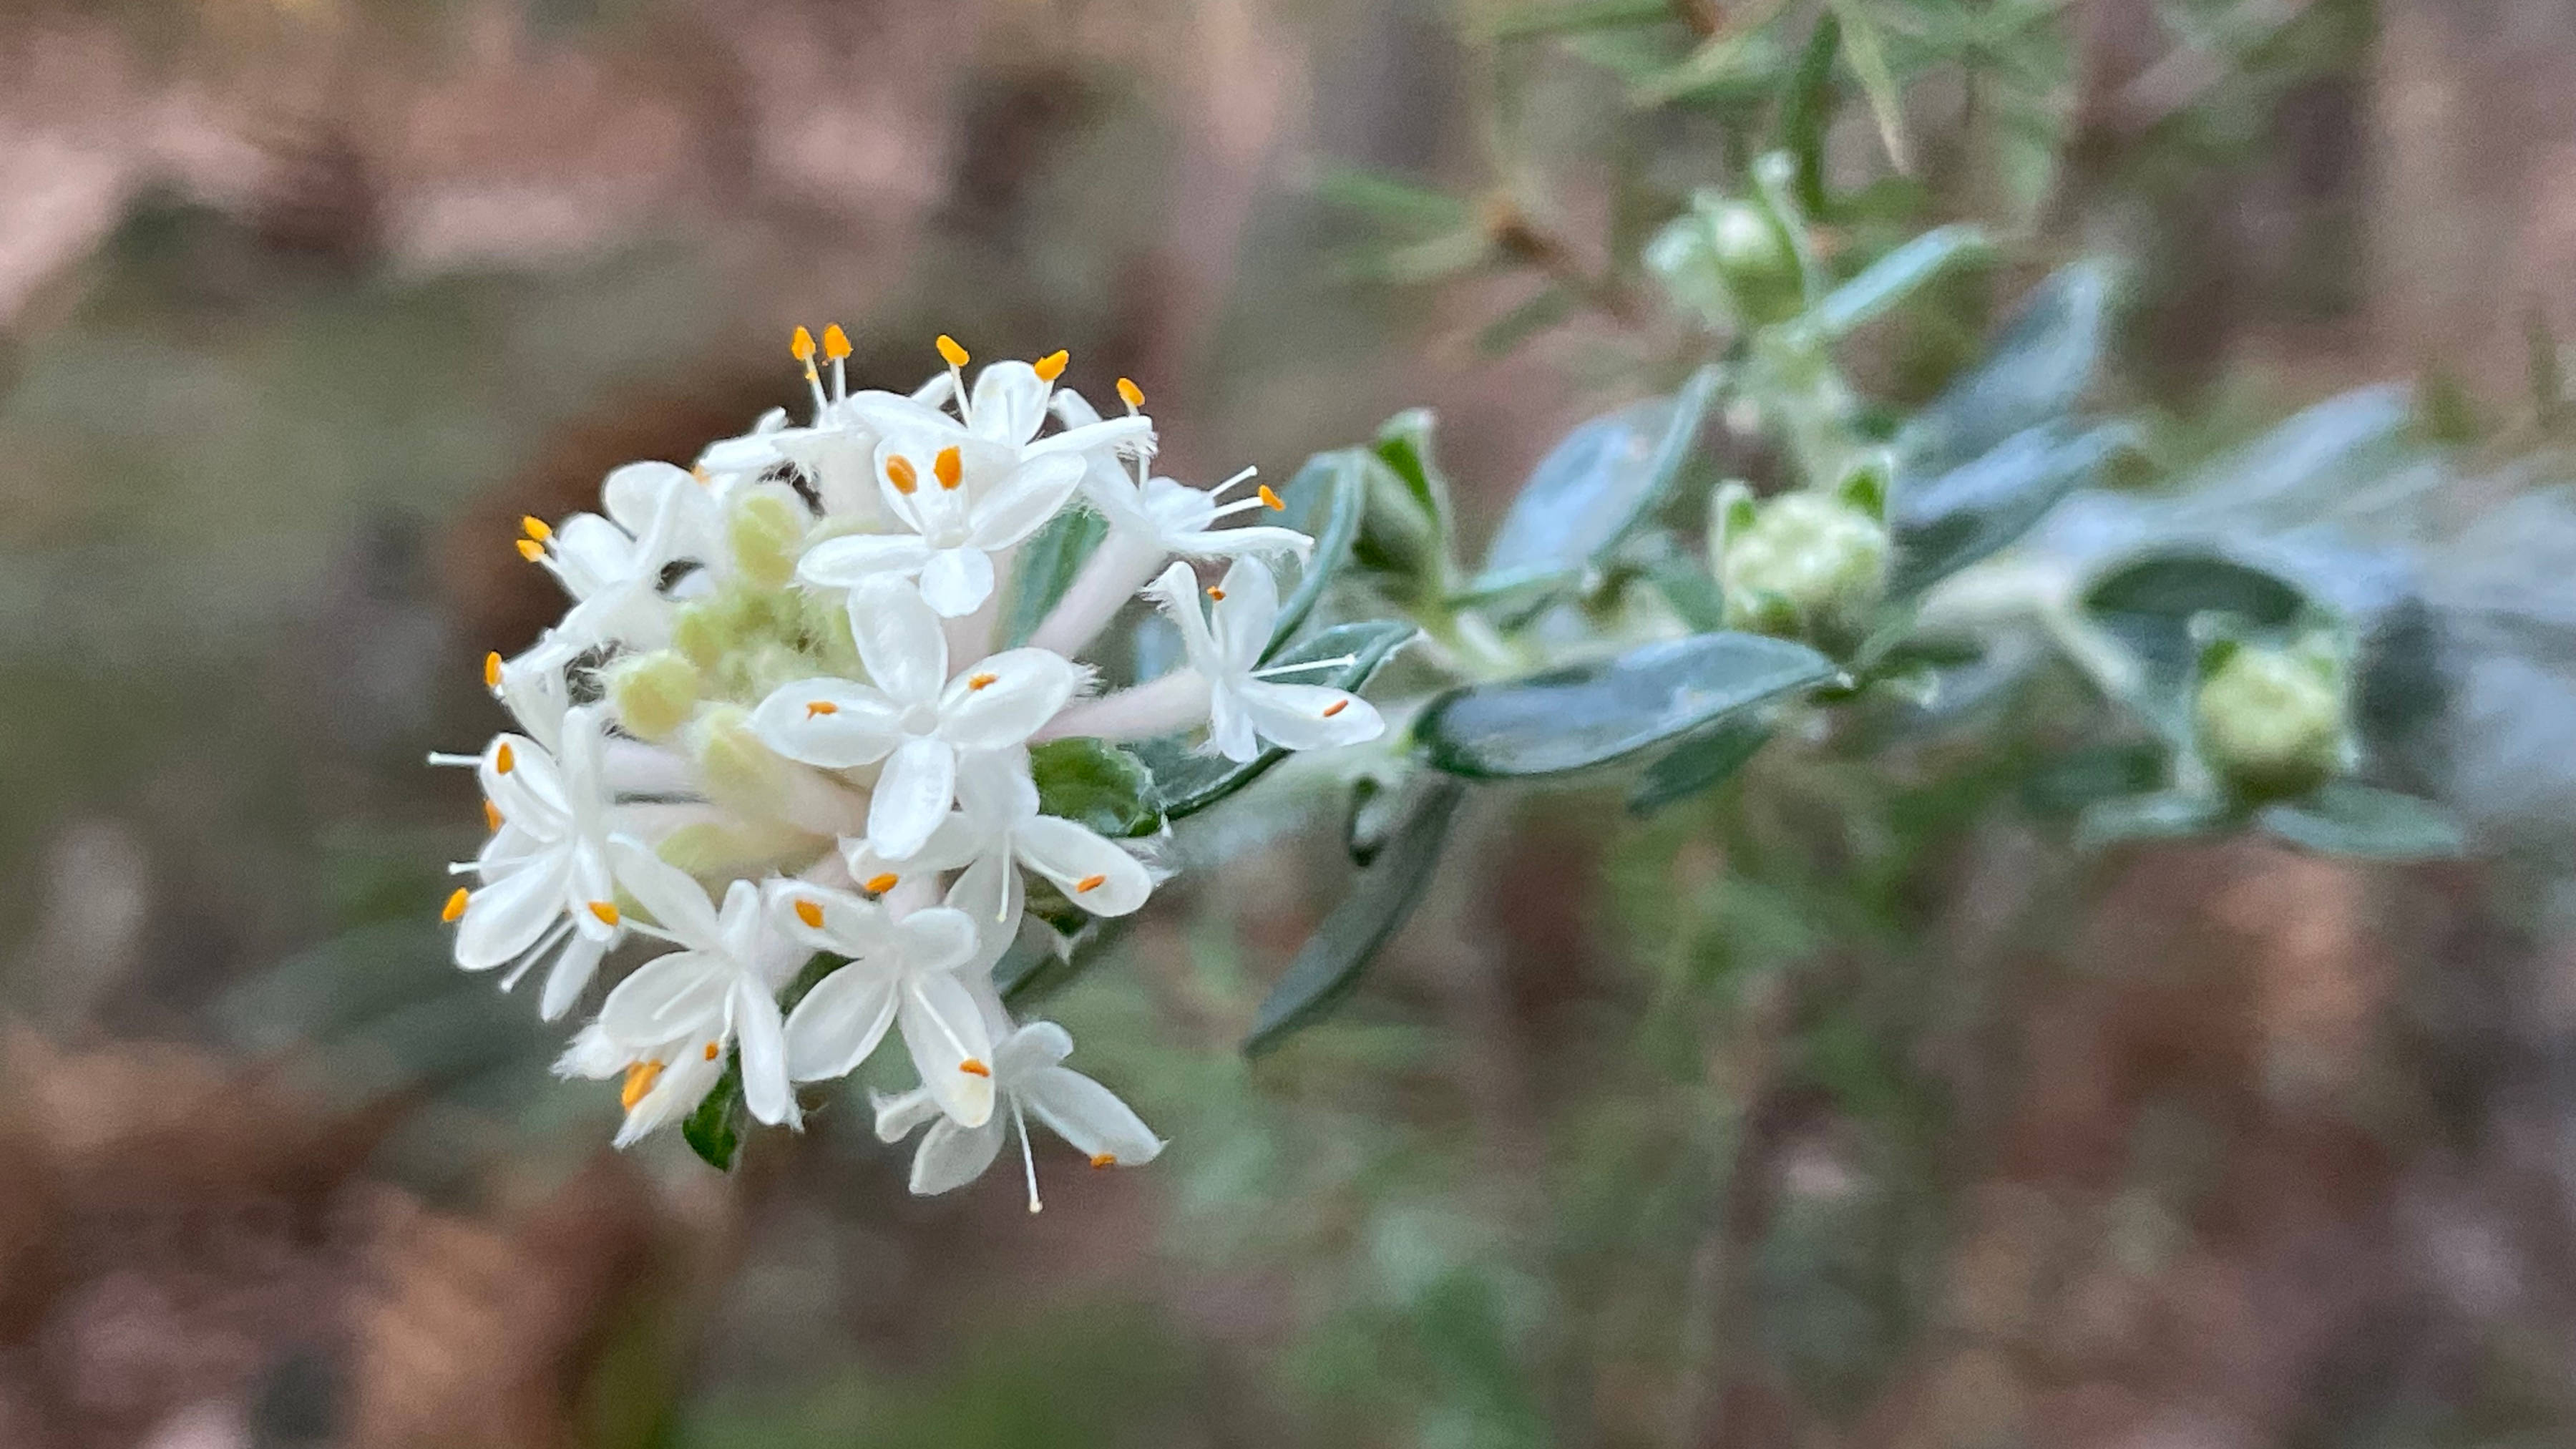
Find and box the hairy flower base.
[431,330,1386,1196]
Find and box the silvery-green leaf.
[1806,225,1990,339]
[1267,449,1371,658]
[1418,631,1836,778]
[1627,713,1776,816]
[1473,365,1724,595]
[1901,260,2119,475]
[2258,784,2465,860]
[997,505,1106,648]
[2075,791,2230,849]
[1246,776,1466,1054]
[681,1055,744,1171]
[1890,422,2133,598]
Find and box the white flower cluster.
[432,329,1385,1206]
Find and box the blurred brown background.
[4,1,2576,1446]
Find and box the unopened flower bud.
[1646,192,1803,331]
[606,651,701,742]
[1717,490,1890,639]
[2193,640,2352,799]
[690,705,786,817]
[729,492,807,589]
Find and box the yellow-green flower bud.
[691,705,786,818]
[673,599,728,673]
[606,651,701,741]
[2193,641,2352,799]
[729,492,807,590]
[1717,490,1890,639]
[657,818,812,878]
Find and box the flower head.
[1145,556,1386,762]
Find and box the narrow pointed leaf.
[1825,0,1911,173]
[1266,449,1371,658]
[1807,225,1989,338]
[1418,631,1836,778]
[1890,421,2134,597]
[1246,776,1466,1053]
[1139,620,1418,818]
[1902,260,2119,474]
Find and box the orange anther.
[1257,484,1284,511]
[495,742,515,774]
[483,800,504,831]
[1074,874,1106,894]
[483,650,502,688]
[934,446,962,489]
[936,334,970,368]
[703,1040,721,1061]
[1206,587,1226,601]
[1116,377,1143,409]
[967,672,997,691]
[821,323,852,361]
[791,326,816,361]
[958,1058,992,1078]
[806,700,839,718]
[621,1060,663,1110]
[441,887,469,922]
[1322,698,1350,718]
[794,899,824,929]
[515,538,545,562]
[863,872,899,894]
[1033,349,1068,381]
[587,900,622,927]
[1089,1153,1117,1169]
[886,455,918,494]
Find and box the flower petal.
[943,851,1025,944]
[1013,816,1152,917]
[968,360,1050,445]
[894,905,981,975]
[1211,555,1280,673]
[995,1020,1075,1075]
[482,734,567,826]
[749,678,904,769]
[797,532,933,590]
[1239,680,1385,753]
[1173,524,1314,560]
[598,950,730,1046]
[772,883,894,960]
[602,461,693,536]
[847,579,948,706]
[937,649,1079,751]
[608,838,726,949]
[1022,1065,1164,1166]
[1206,684,1261,763]
[733,979,798,1128]
[917,546,996,618]
[540,930,612,1022]
[455,854,572,970]
[868,736,958,861]
[899,970,996,1128]
[908,1116,1005,1195]
[967,453,1085,550]
[781,962,901,1081]
[869,1085,944,1142]
[1143,561,1220,673]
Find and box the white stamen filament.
[1252,655,1359,679]
[1014,1099,1043,1214]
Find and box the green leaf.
[1806,225,1990,339]
[1486,0,1673,39]
[1418,630,1837,778]
[1782,11,1841,215]
[1825,0,1911,173]
[1475,286,1578,355]
[1629,15,1787,107]
[997,505,1108,648]
[2258,783,2465,860]
[2082,549,2310,739]
[1473,365,1723,594]
[1139,620,1417,818]
[1901,260,2120,474]
[1313,167,1471,233]
[1355,410,1456,595]
[1267,449,1371,658]
[1888,421,2133,597]
[1627,713,1775,815]
[1245,776,1466,1053]
[2074,791,2230,849]
[681,1055,746,1171]
[1029,737,1162,839]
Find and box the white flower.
[1141,556,1387,762]
[810,351,1153,618]
[871,1019,1163,1209]
[794,437,1083,617]
[749,580,1081,860]
[846,751,1153,935]
[775,889,994,1126]
[579,840,806,1140]
[447,703,625,1020]
[555,1021,729,1148]
[693,406,791,505]
[526,462,726,653]
[1053,387,1306,562]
